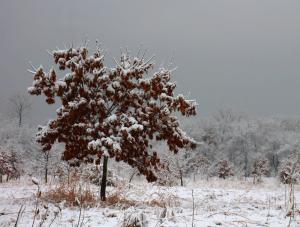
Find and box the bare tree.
[8,93,32,127]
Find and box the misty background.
[0,0,300,125]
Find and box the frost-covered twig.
[38,205,49,227]
[31,177,40,227]
[14,204,25,227]
[48,208,60,227]
[191,189,195,227]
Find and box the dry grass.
[104,192,180,209]
[104,185,181,209]
[42,170,182,210]
[103,185,137,209]
[42,167,98,208]
[43,183,97,208]
[105,193,138,209]
[146,192,180,208]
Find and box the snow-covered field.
[0,178,299,227]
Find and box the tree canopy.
[28,44,197,182]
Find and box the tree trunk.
[45,167,48,184]
[18,105,23,127]
[44,152,49,184]
[67,166,71,186]
[98,164,101,200]
[18,113,22,127]
[179,169,183,186]
[100,156,108,201]
[0,174,2,183]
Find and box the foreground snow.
[0,178,299,226]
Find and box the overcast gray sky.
[1,0,300,124]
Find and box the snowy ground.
[0,177,299,227]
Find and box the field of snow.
[0,178,299,227]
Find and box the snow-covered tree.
[217,160,234,179]
[278,153,300,217]
[7,151,22,180]
[0,148,22,182]
[28,44,197,200]
[156,150,188,186]
[185,153,210,180]
[189,111,300,179]
[251,158,269,183]
[0,150,12,183]
[0,115,38,175]
[279,154,300,185]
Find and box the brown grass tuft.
[105,193,137,209]
[43,183,97,208]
